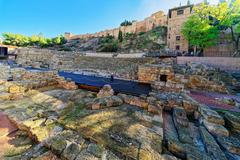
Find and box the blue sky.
[0,0,218,38]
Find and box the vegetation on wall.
[2,33,67,48]
[97,35,119,52]
[120,20,134,26]
[96,26,166,52]
[181,0,240,56]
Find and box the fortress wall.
[65,11,167,40]
[16,48,156,80]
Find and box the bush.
[120,20,133,26]
[2,33,67,48]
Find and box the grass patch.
[58,103,90,124]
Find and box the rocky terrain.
[0,58,239,160]
[55,26,167,53]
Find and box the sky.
[0,0,219,38]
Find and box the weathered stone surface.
[44,136,67,155]
[173,108,193,144]
[87,143,104,158]
[199,105,225,125]
[203,120,229,137]
[224,113,240,134]
[91,96,123,110]
[62,142,81,160]
[61,105,163,160]
[8,84,26,94]
[200,126,227,160]
[182,94,199,115]
[217,136,240,155]
[185,144,211,160]
[97,84,114,98]
[75,149,99,160]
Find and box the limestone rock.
[44,136,67,155]
[97,84,114,98]
[91,96,123,110]
[199,105,225,125]
[75,149,99,160]
[217,136,240,155]
[62,142,81,160]
[203,120,229,137]
[173,108,193,144]
[87,143,104,158]
[8,84,26,94]
[161,154,179,160]
[224,113,240,134]
[200,126,227,160]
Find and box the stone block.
[203,120,229,137]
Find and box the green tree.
[120,20,132,26]
[118,30,123,42]
[181,4,220,52]
[220,0,240,56]
[2,33,66,48]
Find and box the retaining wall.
[16,48,156,80]
[177,57,240,72]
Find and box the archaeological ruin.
[0,0,240,160]
[0,46,239,160]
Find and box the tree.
[181,3,220,52]
[2,33,66,48]
[219,0,240,56]
[120,20,132,26]
[118,30,123,42]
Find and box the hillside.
[57,26,167,53]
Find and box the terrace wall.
[177,56,240,71]
[16,48,156,80]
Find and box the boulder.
[97,84,114,98]
[91,96,123,110]
[8,84,26,94]
[203,120,229,137]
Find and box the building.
[64,2,235,57]
[167,5,193,53]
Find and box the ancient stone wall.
[177,57,240,71]
[16,48,156,80]
[65,11,167,40]
[138,59,230,93]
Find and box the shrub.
[2,33,66,48]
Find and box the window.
[176,45,180,50]
[176,36,181,41]
[168,34,171,39]
[177,10,184,15]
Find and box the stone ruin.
[0,58,239,160]
[138,58,233,94]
